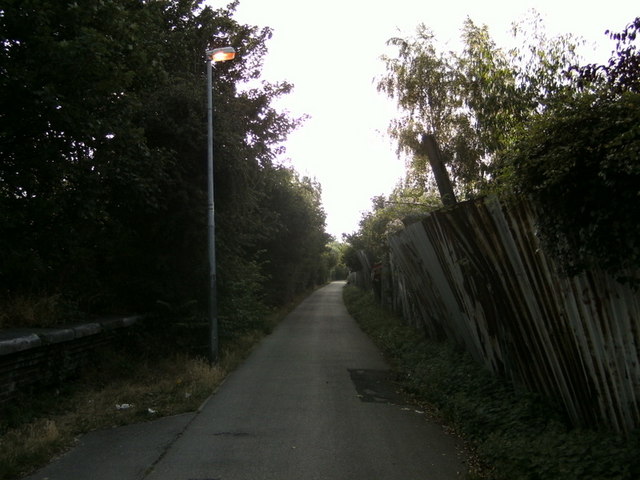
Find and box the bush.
[497,18,640,283]
[499,91,640,282]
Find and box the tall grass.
[0,294,68,329]
[0,291,302,480]
[0,349,224,480]
[343,285,640,480]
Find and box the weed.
[0,287,312,480]
[343,285,640,480]
[0,350,223,480]
[0,419,64,479]
[0,294,63,329]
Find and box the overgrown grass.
[0,294,300,480]
[0,294,70,329]
[343,285,640,480]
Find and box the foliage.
[257,167,331,305]
[500,91,640,278]
[343,185,441,268]
[374,13,639,281]
[325,241,349,280]
[343,285,640,480]
[377,13,581,198]
[0,312,275,479]
[0,293,73,329]
[569,17,640,95]
[0,0,331,329]
[498,19,640,279]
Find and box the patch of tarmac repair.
[348,369,407,405]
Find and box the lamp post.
[206,46,235,364]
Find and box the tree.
[569,17,640,95]
[377,13,581,198]
[0,0,330,329]
[258,168,330,305]
[0,0,173,304]
[325,241,349,281]
[499,18,640,281]
[377,25,464,187]
[344,187,441,269]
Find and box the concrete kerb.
[0,315,145,356]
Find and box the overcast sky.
[207,0,638,239]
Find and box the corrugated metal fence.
[384,195,639,434]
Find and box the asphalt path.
[26,281,466,480]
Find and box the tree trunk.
[419,133,457,206]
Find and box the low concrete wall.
[0,315,143,402]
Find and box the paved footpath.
[25,282,467,480]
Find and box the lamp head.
[206,46,236,62]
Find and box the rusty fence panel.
[347,250,374,291]
[388,196,640,433]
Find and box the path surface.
[26,281,466,480]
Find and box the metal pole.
[206,56,219,364]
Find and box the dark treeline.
[0,0,333,330]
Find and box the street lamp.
[206,46,235,364]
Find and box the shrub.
[343,285,640,479]
[499,91,640,282]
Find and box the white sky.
[207,0,638,239]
